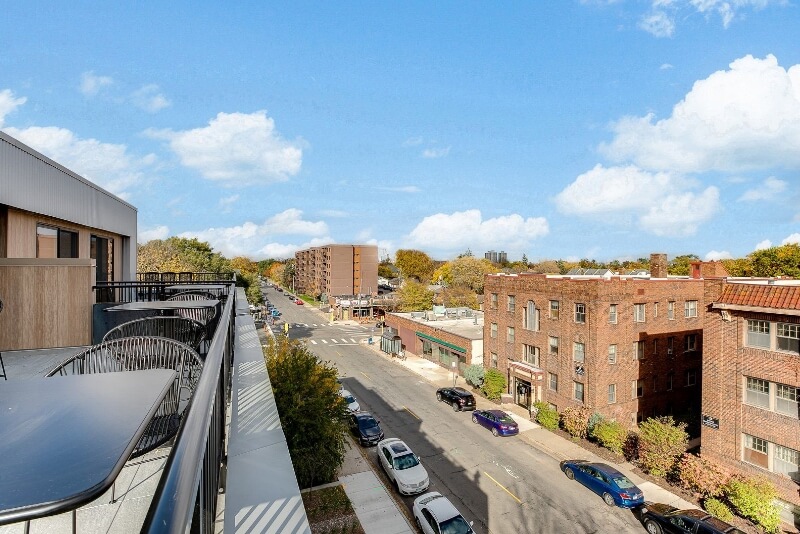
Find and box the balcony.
[0,274,309,533]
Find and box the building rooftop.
[715,282,800,310]
[391,309,484,340]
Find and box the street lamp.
[451,361,457,387]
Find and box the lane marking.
[310,340,317,345]
[322,340,328,344]
[402,406,420,420]
[360,372,371,381]
[483,471,522,504]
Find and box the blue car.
[560,460,644,508]
[471,409,519,437]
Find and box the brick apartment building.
[483,255,726,428]
[702,279,800,520]
[294,244,378,298]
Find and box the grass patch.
[301,485,365,534]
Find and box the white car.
[340,389,360,412]
[377,438,429,495]
[412,492,474,534]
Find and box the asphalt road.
[262,286,645,534]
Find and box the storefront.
[508,361,545,415]
[417,331,467,374]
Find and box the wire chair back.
[102,316,206,353]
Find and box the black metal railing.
[141,286,235,534]
[94,274,235,304]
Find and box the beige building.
[295,244,378,298]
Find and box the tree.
[669,254,700,276]
[395,249,434,282]
[748,243,800,278]
[397,280,434,311]
[529,260,560,274]
[137,237,232,274]
[281,259,296,290]
[378,261,396,279]
[264,336,349,488]
[722,257,752,276]
[449,256,496,293]
[438,286,479,309]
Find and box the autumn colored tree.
[395,249,434,282]
[438,286,479,309]
[397,280,434,311]
[748,243,800,278]
[529,260,560,274]
[668,254,700,276]
[137,237,232,274]
[449,256,496,293]
[378,260,396,279]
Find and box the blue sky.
[2,1,799,263]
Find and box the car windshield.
[344,395,356,404]
[612,476,636,489]
[393,453,419,470]
[498,414,515,424]
[359,418,378,429]
[439,515,473,534]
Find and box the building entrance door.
[516,379,531,409]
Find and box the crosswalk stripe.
[351,338,357,343]
[310,340,317,344]
[341,338,347,343]
[322,340,328,344]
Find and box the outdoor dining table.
[165,284,227,293]
[0,369,176,526]
[104,299,219,313]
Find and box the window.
[652,339,658,355]
[490,293,498,309]
[609,304,617,324]
[777,323,800,353]
[507,326,515,343]
[685,300,698,318]
[634,303,646,323]
[574,382,585,403]
[524,301,539,331]
[573,342,585,363]
[491,352,498,368]
[548,336,559,356]
[574,303,586,324]
[633,341,644,361]
[684,334,697,352]
[776,384,799,418]
[608,344,617,364]
[549,300,559,319]
[490,323,497,338]
[747,320,771,348]
[774,445,800,481]
[632,379,643,398]
[746,377,770,409]
[507,295,516,312]
[36,224,79,259]
[608,384,616,404]
[523,345,540,366]
[667,373,673,391]
[743,434,769,469]
[668,301,675,320]
[652,375,658,393]
[548,372,558,391]
[653,302,658,317]
[667,336,675,355]
[686,369,697,387]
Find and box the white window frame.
[684,334,697,352]
[524,301,539,331]
[507,295,516,312]
[549,300,559,319]
[634,303,646,323]
[608,344,617,364]
[608,383,616,404]
[573,342,585,363]
[609,304,617,324]
[490,322,497,338]
[490,293,498,309]
[668,301,675,320]
[632,379,643,398]
[685,300,698,318]
[507,326,515,343]
[548,372,558,391]
[633,341,644,361]
[574,303,586,324]
[746,319,771,349]
[548,336,559,356]
[523,344,540,367]
[777,323,800,353]
[574,381,585,403]
[686,369,697,387]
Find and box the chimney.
[650,253,668,278]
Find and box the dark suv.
[640,503,746,534]
[436,387,476,412]
[349,412,384,446]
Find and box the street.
[262,286,644,534]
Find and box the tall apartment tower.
[294,244,378,298]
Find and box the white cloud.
[402,136,424,147]
[147,111,303,185]
[738,176,787,201]
[131,84,171,113]
[660,63,674,70]
[218,194,239,213]
[782,233,800,245]
[599,55,800,173]
[256,237,334,260]
[80,71,113,97]
[405,209,548,254]
[3,125,154,197]
[638,11,676,37]
[754,239,773,250]
[555,164,720,236]
[139,225,170,243]
[381,185,420,193]
[422,146,450,159]
[704,250,732,260]
[0,89,26,127]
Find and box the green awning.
[416,331,466,354]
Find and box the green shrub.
[463,364,485,388]
[637,416,688,477]
[590,419,627,455]
[587,412,604,434]
[723,476,781,534]
[560,406,591,439]
[481,368,506,400]
[533,401,559,430]
[674,453,730,498]
[703,497,734,522]
[623,431,640,462]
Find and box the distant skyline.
[2,1,799,262]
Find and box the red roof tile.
[718,284,800,310]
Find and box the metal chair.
[103,316,206,355]
[46,337,203,458]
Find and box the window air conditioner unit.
[667,348,673,355]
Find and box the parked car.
[560,460,644,508]
[377,438,430,495]
[412,492,474,534]
[349,412,384,446]
[295,298,303,305]
[277,287,283,292]
[340,389,360,413]
[471,409,519,437]
[270,309,281,317]
[436,387,476,411]
[639,503,746,534]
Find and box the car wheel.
[436,392,442,401]
[471,414,478,424]
[602,492,616,507]
[644,519,663,534]
[492,427,499,437]
[564,467,575,480]
[452,402,460,412]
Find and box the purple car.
[471,409,519,437]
